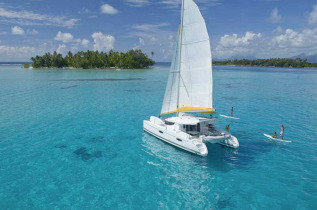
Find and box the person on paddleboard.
[272,132,277,138]
[280,125,284,139]
[230,107,233,117]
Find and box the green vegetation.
[213,58,317,68]
[23,63,30,68]
[31,49,155,69]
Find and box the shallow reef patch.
[73,147,103,161]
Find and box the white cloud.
[55,31,74,43]
[91,32,115,51]
[11,26,39,36]
[273,26,283,34]
[133,45,140,50]
[160,0,180,8]
[124,0,150,7]
[0,45,35,54]
[0,7,79,28]
[56,44,67,54]
[219,32,262,47]
[129,23,175,61]
[81,39,90,47]
[215,32,263,58]
[214,28,317,59]
[130,23,169,38]
[272,28,317,49]
[269,8,282,23]
[0,45,36,61]
[27,29,38,35]
[54,31,91,48]
[78,8,97,18]
[308,3,317,25]
[151,37,158,42]
[11,26,25,35]
[78,8,92,15]
[133,23,168,32]
[101,4,118,15]
[139,37,145,45]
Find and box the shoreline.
[212,64,317,69]
[23,66,154,70]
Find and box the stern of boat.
[217,135,239,148]
[196,142,208,157]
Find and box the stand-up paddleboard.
[263,134,292,143]
[219,114,240,120]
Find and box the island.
[213,58,317,68]
[30,49,155,69]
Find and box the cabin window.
[185,124,200,132]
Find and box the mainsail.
[161,0,213,115]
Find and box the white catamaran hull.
[143,119,208,156]
[143,116,238,156]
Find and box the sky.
[0,0,317,61]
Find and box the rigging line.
[179,73,189,97]
[182,39,210,45]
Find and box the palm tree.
[151,51,154,58]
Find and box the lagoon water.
[0,63,316,209]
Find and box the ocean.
[0,63,316,209]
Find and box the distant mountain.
[290,53,317,63]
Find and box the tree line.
[30,49,155,69]
[213,58,317,68]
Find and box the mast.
[176,0,185,117]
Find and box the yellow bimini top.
[161,107,215,116]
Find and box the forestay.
[161,0,213,115]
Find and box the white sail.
[161,28,181,115]
[161,0,213,115]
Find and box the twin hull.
[143,116,239,157]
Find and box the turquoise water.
[0,64,316,209]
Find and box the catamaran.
[143,0,239,156]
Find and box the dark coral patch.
[74,147,87,155]
[74,147,103,161]
[81,153,93,161]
